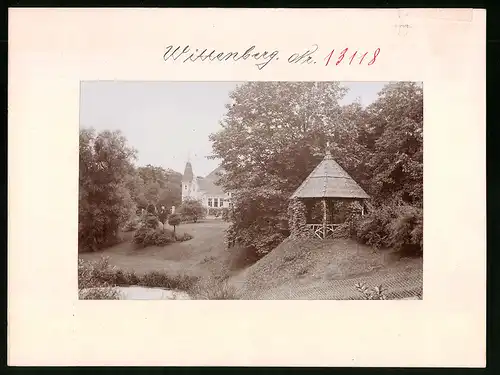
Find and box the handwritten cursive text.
[163,45,280,70]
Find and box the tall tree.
[209,82,355,254]
[363,82,423,205]
[79,128,137,251]
[136,165,182,209]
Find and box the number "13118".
[324,48,381,66]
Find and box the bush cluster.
[208,207,226,217]
[133,227,176,247]
[122,216,141,232]
[346,203,423,254]
[191,276,240,300]
[78,257,121,299]
[78,257,199,295]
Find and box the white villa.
[181,161,232,210]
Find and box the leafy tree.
[79,128,137,252]
[137,165,182,209]
[144,181,161,204]
[209,82,351,254]
[209,81,423,255]
[179,198,206,222]
[362,82,423,205]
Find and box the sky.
[80,81,389,177]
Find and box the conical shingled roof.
[290,151,370,199]
[182,162,194,182]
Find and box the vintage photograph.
[78,81,423,300]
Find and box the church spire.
[182,159,194,182]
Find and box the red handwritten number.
[368,48,381,65]
[349,51,357,65]
[359,52,368,65]
[324,49,335,66]
[336,48,348,66]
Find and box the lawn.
[79,219,232,279]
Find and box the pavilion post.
[322,198,327,239]
[361,200,365,216]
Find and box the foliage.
[168,213,182,234]
[158,207,169,224]
[361,82,423,205]
[138,271,198,291]
[288,198,308,239]
[225,187,289,255]
[207,207,226,217]
[78,257,198,293]
[79,288,120,300]
[78,257,120,299]
[355,282,387,300]
[136,165,183,209]
[122,216,141,232]
[176,232,194,242]
[348,202,423,254]
[221,207,231,221]
[192,277,240,300]
[179,198,206,222]
[140,209,161,231]
[209,81,423,254]
[133,227,176,247]
[79,129,137,252]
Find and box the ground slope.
[230,237,423,300]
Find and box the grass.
[79,218,423,300]
[234,237,423,299]
[79,220,231,278]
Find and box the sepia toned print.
[78,81,423,300]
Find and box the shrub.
[355,282,387,300]
[208,207,225,217]
[192,277,240,300]
[78,256,198,293]
[133,227,175,247]
[141,211,161,230]
[176,232,194,242]
[79,287,120,300]
[386,205,423,254]
[179,198,206,223]
[78,257,120,300]
[347,203,423,254]
[139,271,199,291]
[122,216,141,232]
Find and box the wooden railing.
[306,223,341,239]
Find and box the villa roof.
[290,151,370,199]
[197,166,225,195]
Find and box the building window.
[208,198,213,207]
[213,198,219,208]
[184,184,187,190]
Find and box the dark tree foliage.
[210,82,423,255]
